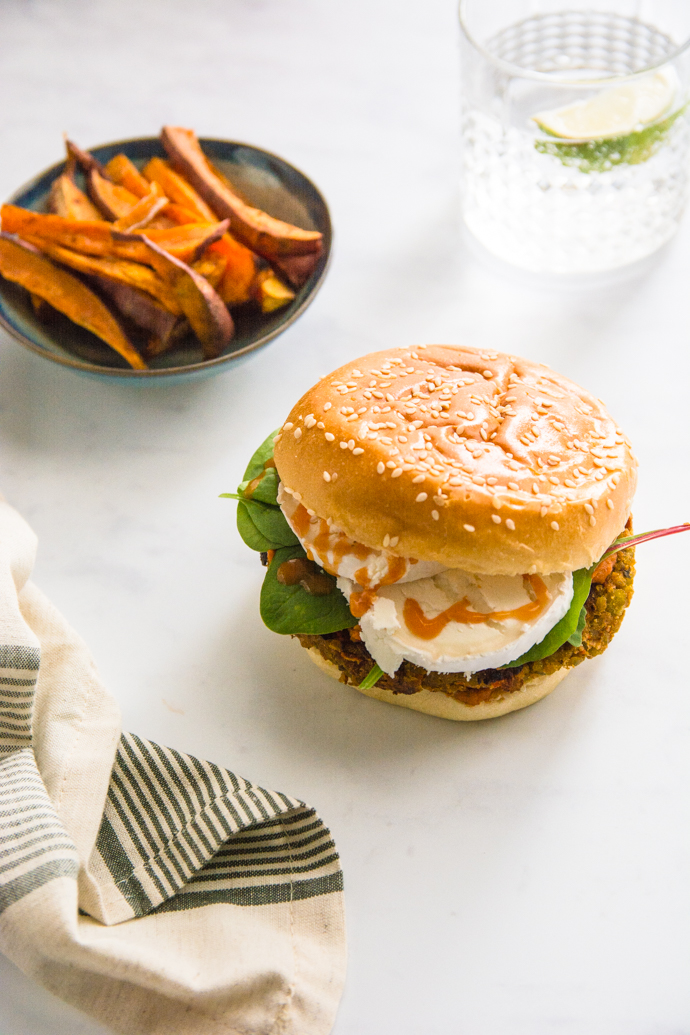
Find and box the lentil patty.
[296,545,635,708]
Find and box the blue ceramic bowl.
[0,137,331,381]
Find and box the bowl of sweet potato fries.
[0,127,331,379]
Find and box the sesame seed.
[323,402,332,411]
[431,510,439,520]
[483,370,493,378]
[304,414,316,428]
[540,506,549,517]
[377,462,385,474]
[532,484,539,494]
[391,468,403,478]
[383,534,390,548]
[323,471,331,482]
[491,514,501,524]
[416,492,428,502]
[339,441,348,449]
[317,421,325,429]
[412,474,425,484]
[294,428,302,440]
[589,516,596,526]
[550,521,559,531]
[584,503,594,515]
[508,482,519,491]
[464,524,475,532]
[386,461,396,469]
[390,536,399,547]
[606,498,614,509]
[283,422,294,430]
[353,447,364,455]
[325,432,335,442]
[505,518,516,531]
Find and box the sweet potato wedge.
[65,139,107,177]
[191,251,228,290]
[257,273,296,313]
[134,234,234,358]
[48,161,101,220]
[0,232,146,369]
[139,157,299,298]
[87,168,141,221]
[112,183,168,231]
[160,126,323,284]
[88,274,183,344]
[143,157,216,222]
[105,154,151,198]
[163,202,208,226]
[1,206,229,267]
[21,236,183,315]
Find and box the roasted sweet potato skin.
[0,232,146,369]
[143,157,217,222]
[49,162,101,220]
[1,206,229,267]
[88,168,141,220]
[89,274,182,344]
[161,125,323,285]
[20,235,183,315]
[134,235,234,358]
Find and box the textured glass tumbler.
[459,1,690,273]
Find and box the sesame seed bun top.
[272,345,637,575]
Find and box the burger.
[229,345,641,720]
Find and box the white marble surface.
[1,1,690,1032]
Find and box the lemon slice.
[533,69,677,140]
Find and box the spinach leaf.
[236,500,274,552]
[240,428,280,485]
[233,500,294,552]
[567,606,587,648]
[503,566,594,668]
[243,466,280,506]
[260,545,357,635]
[221,430,298,552]
[237,429,281,505]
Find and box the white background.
[1,1,689,1032]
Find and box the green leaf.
[242,466,280,506]
[240,428,280,483]
[359,664,384,690]
[221,430,298,553]
[260,545,357,635]
[237,428,281,504]
[567,606,587,647]
[503,566,594,668]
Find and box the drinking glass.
[459,0,690,273]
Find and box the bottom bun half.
[305,647,570,721]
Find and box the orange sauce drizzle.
[402,574,550,640]
[349,555,408,618]
[244,458,276,499]
[287,502,408,616]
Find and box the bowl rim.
[0,135,332,379]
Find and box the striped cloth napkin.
[0,499,346,1035]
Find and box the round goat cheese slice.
[337,568,574,676]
